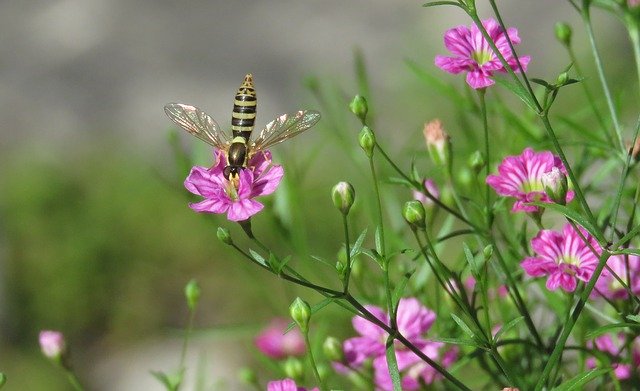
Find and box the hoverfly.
[164,74,320,181]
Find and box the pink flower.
[413,179,440,207]
[594,254,640,300]
[39,330,66,360]
[435,18,530,89]
[521,224,600,292]
[338,298,454,389]
[184,149,284,221]
[586,334,639,380]
[266,379,318,391]
[254,318,306,359]
[486,148,574,213]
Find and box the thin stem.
[629,21,640,99]
[304,332,324,391]
[342,213,353,293]
[65,369,85,391]
[178,307,196,374]
[477,89,492,229]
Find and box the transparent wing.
[250,110,320,152]
[164,103,231,149]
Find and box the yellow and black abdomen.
[231,74,257,141]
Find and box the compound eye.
[223,166,232,179]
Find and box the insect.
[164,74,321,181]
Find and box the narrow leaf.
[551,368,611,391]
[451,313,475,338]
[463,243,479,276]
[422,0,462,7]
[385,337,403,391]
[350,228,368,258]
[375,226,383,255]
[493,77,538,112]
[249,249,268,268]
[429,336,482,348]
[392,271,414,307]
[584,322,640,339]
[493,316,524,343]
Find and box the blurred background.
[0,0,635,389]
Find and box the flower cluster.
[335,298,457,390]
[184,149,284,221]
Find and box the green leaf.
[530,78,553,89]
[612,248,640,256]
[375,226,383,256]
[350,228,368,259]
[584,322,640,339]
[249,249,269,268]
[493,77,538,112]
[309,254,334,268]
[493,316,524,343]
[150,370,183,391]
[627,314,640,323]
[392,271,414,308]
[527,201,605,244]
[551,368,611,391]
[450,313,475,338]
[428,336,482,348]
[385,337,403,391]
[422,0,462,7]
[462,243,479,277]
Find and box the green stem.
[65,369,85,391]
[342,213,352,293]
[304,332,324,391]
[178,307,196,374]
[629,21,640,100]
[477,89,492,229]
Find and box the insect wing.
[250,110,320,152]
[164,103,231,149]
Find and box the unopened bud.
[283,357,304,381]
[468,150,485,173]
[483,244,494,261]
[331,181,355,215]
[217,227,232,245]
[323,336,345,362]
[289,297,311,333]
[541,167,568,205]
[184,279,201,311]
[423,119,450,166]
[556,72,569,86]
[39,330,66,362]
[335,258,347,280]
[358,126,376,157]
[349,95,368,123]
[554,22,572,46]
[402,200,426,230]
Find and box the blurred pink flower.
[39,330,66,360]
[595,254,640,300]
[586,334,639,380]
[413,179,440,206]
[184,149,284,221]
[435,18,530,89]
[267,378,318,391]
[486,148,574,213]
[521,224,600,292]
[255,318,306,360]
[337,298,454,389]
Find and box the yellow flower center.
[473,49,493,65]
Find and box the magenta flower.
[486,148,574,213]
[184,149,284,221]
[595,254,640,300]
[413,179,440,207]
[586,334,639,380]
[254,318,306,360]
[435,18,530,89]
[338,298,454,389]
[266,379,318,391]
[521,224,600,292]
[39,330,66,360]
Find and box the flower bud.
[184,279,201,312]
[468,150,485,174]
[423,119,450,166]
[39,330,66,362]
[358,126,376,157]
[217,227,232,245]
[541,167,568,205]
[554,22,572,46]
[483,244,494,261]
[556,72,569,86]
[289,297,311,333]
[331,181,355,215]
[349,95,368,123]
[335,258,347,281]
[402,200,426,230]
[283,357,304,381]
[323,336,345,362]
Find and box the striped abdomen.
[231,73,257,141]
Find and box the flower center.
[520,179,545,193]
[558,255,580,269]
[472,49,493,65]
[225,180,239,201]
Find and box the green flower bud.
[283,357,304,381]
[402,200,426,230]
[555,22,572,46]
[556,72,569,86]
[457,167,472,188]
[184,279,201,312]
[0,373,6,388]
[483,244,494,261]
[335,258,347,281]
[358,126,376,157]
[541,167,568,205]
[323,336,345,362]
[468,150,486,173]
[289,297,312,333]
[331,181,355,215]
[237,368,258,387]
[217,227,232,245]
[349,95,368,122]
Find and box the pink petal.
[252,165,284,197]
[396,298,436,339]
[227,199,263,221]
[442,25,473,57]
[352,305,388,338]
[466,69,494,89]
[435,55,473,74]
[189,197,229,214]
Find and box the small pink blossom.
[413,179,440,207]
[521,224,600,292]
[266,378,318,391]
[486,148,574,213]
[184,149,284,221]
[595,254,640,300]
[435,18,530,89]
[39,330,66,360]
[586,334,639,380]
[254,318,306,359]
